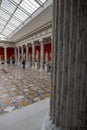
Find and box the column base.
[31,66,34,69]
[44,64,49,72]
[42,115,60,130]
[5,62,7,65]
[35,62,39,70]
[28,62,31,68]
[39,68,44,71]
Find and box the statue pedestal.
[28,61,31,68]
[10,60,12,64]
[35,62,39,70]
[45,63,49,72]
[0,60,1,64]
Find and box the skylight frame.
[0,0,48,39]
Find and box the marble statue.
[45,52,48,63]
[36,50,39,61]
[29,53,31,61]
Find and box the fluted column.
[31,42,35,69]
[4,47,7,64]
[42,0,87,130]
[40,39,44,71]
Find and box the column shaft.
[14,47,17,62]
[18,47,20,63]
[21,46,23,61]
[26,44,28,62]
[4,47,7,64]
[44,0,87,130]
[32,43,35,69]
[40,40,44,71]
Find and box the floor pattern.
[0,64,51,115]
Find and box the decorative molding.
[0,43,15,48]
[15,27,52,47]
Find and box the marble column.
[26,44,28,67]
[21,45,23,62]
[40,39,44,71]
[17,47,20,64]
[4,47,7,64]
[42,0,87,130]
[0,55,1,64]
[31,42,35,69]
[14,47,17,64]
[28,51,31,68]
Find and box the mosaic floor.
[0,64,51,115]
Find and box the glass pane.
[20,2,34,14]
[3,29,11,34]
[0,10,10,20]
[6,23,17,30]
[10,17,21,27]
[0,34,6,39]
[11,0,22,4]
[20,0,40,14]
[5,27,13,32]
[0,19,7,25]
[40,0,47,3]
[0,26,4,31]
[1,0,16,14]
[21,0,40,10]
[14,8,28,21]
[2,32,10,36]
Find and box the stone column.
[42,0,87,130]
[17,47,20,64]
[21,45,23,62]
[0,55,1,64]
[14,47,17,64]
[4,47,7,64]
[40,39,44,71]
[28,51,31,68]
[31,42,35,69]
[26,44,28,67]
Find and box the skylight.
[0,0,47,40]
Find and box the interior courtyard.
[0,0,87,130]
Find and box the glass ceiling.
[0,0,47,40]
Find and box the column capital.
[21,44,23,47]
[4,46,7,49]
[17,46,20,48]
[39,39,44,43]
[31,41,34,44]
[50,35,53,40]
[25,43,28,46]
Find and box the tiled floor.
[0,64,51,115]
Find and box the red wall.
[35,45,40,61]
[0,47,4,59]
[44,43,51,61]
[28,43,51,61]
[7,48,14,60]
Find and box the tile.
[0,65,51,116]
[20,101,29,106]
[4,106,15,112]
